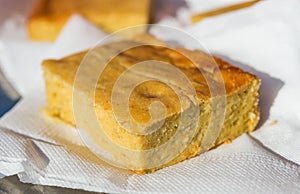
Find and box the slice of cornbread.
[42,37,260,173]
[28,0,151,41]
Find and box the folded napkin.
[0,0,300,193]
[0,128,26,179]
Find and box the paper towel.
[183,0,300,165]
[0,0,300,193]
[0,13,52,96]
[0,128,27,178]
[17,135,300,193]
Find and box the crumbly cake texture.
[42,36,260,173]
[28,0,151,41]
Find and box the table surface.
[0,176,100,194]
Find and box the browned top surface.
[43,37,258,122]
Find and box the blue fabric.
[0,85,19,117]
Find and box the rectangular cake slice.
[42,36,260,173]
[28,0,151,41]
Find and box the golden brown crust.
[43,43,258,99]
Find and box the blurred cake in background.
[27,0,151,41]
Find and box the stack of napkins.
[0,0,300,193]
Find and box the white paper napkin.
[0,13,52,96]
[17,134,300,193]
[183,0,300,165]
[0,128,27,178]
[46,14,107,59]
[0,1,300,193]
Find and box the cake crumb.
[223,139,232,144]
[269,120,278,126]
